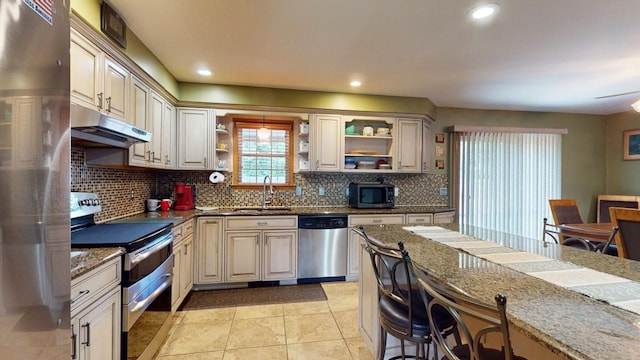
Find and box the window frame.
[232,118,295,190]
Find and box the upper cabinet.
[396,118,423,172]
[307,114,429,174]
[70,29,129,122]
[309,114,342,172]
[177,108,215,170]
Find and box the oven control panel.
[71,192,102,219]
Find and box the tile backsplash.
[72,148,449,222]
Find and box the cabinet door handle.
[151,152,156,162]
[81,322,91,346]
[165,154,169,164]
[315,160,319,170]
[71,324,78,359]
[97,93,103,110]
[105,96,112,112]
[70,289,89,304]
[184,244,188,255]
[205,220,218,224]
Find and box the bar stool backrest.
[407,252,516,360]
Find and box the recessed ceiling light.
[350,80,362,87]
[470,4,499,20]
[197,69,212,76]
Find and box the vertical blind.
[456,130,562,239]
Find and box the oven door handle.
[129,234,173,269]
[129,273,172,314]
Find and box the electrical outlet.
[295,187,302,196]
[394,187,399,196]
[345,188,349,196]
[318,187,325,196]
[439,187,448,196]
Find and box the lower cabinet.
[358,236,379,358]
[195,217,224,285]
[70,257,121,360]
[225,229,298,282]
[347,214,405,278]
[434,211,455,223]
[225,216,298,283]
[171,219,194,312]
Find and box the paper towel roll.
[209,171,225,183]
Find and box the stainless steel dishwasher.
[297,214,348,283]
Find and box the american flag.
[23,0,53,25]
[33,0,52,17]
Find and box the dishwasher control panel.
[298,215,347,229]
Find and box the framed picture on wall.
[623,129,640,160]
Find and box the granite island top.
[362,224,640,360]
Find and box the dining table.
[359,223,640,360]
[558,222,615,242]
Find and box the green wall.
[605,110,640,194]
[178,83,435,115]
[435,108,608,221]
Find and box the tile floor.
[154,281,375,359]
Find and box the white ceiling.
[107,0,640,115]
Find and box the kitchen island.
[359,224,640,360]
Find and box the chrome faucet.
[262,175,273,209]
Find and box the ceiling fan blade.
[594,90,640,99]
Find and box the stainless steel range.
[70,192,174,360]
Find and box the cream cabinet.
[171,220,194,312]
[70,29,128,122]
[128,76,149,167]
[177,108,215,170]
[422,120,432,173]
[310,114,342,171]
[70,257,121,360]
[405,213,434,225]
[434,211,456,223]
[396,118,423,172]
[225,216,298,283]
[347,214,405,277]
[195,217,224,285]
[358,236,379,358]
[162,102,177,169]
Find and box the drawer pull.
[415,218,425,222]
[70,290,89,304]
[257,222,268,226]
[372,219,383,223]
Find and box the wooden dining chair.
[549,199,584,225]
[608,207,640,261]
[406,251,526,360]
[597,195,640,223]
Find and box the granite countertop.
[72,206,454,279]
[196,205,455,216]
[362,224,640,360]
[71,247,124,280]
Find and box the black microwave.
[348,182,395,208]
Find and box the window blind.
[455,131,562,239]
[235,122,292,185]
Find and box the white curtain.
[455,130,562,239]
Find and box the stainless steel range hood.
[70,103,151,148]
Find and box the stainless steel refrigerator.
[0,0,70,358]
